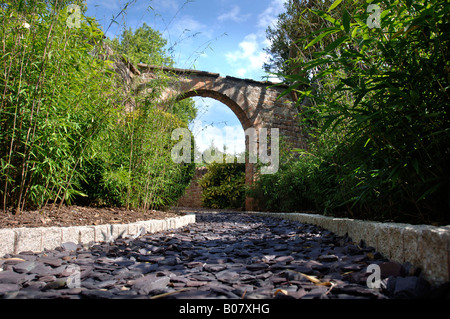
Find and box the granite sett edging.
[0,214,196,257]
[247,212,450,286]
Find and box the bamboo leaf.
[323,36,349,53]
[304,28,340,50]
[328,0,343,12]
[343,10,350,33]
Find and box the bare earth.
[0,205,187,229]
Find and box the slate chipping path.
[0,212,433,299]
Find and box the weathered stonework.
[0,215,196,256]
[137,65,305,150]
[248,212,450,286]
[137,65,306,210]
[177,167,208,208]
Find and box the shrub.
[258,0,450,225]
[0,1,120,212]
[0,2,195,213]
[198,161,245,209]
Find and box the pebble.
[0,212,445,299]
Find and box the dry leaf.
[273,289,288,297]
[150,288,191,299]
[1,257,26,262]
[298,272,321,284]
[295,271,334,287]
[316,281,333,287]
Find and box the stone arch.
[136,64,307,210]
[176,90,254,210]
[176,89,252,131]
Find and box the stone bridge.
[130,64,306,210]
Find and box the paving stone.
[0,284,21,294]
[0,211,438,299]
[61,242,78,252]
[132,274,170,295]
[204,264,227,272]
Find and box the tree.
[109,22,173,66]
[108,23,197,125]
[258,0,450,225]
[264,0,355,80]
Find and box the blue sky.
[85,0,286,154]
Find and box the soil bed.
[0,205,184,229]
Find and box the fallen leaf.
[298,272,321,284]
[274,289,288,297]
[316,281,333,287]
[291,270,334,287]
[1,257,26,262]
[150,288,191,299]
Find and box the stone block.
[61,226,94,245]
[361,221,380,251]
[137,221,153,234]
[111,224,128,239]
[40,227,62,251]
[375,223,404,261]
[167,218,176,230]
[152,220,165,233]
[346,220,366,245]
[14,228,41,253]
[0,229,15,257]
[78,226,95,244]
[417,226,450,285]
[332,218,350,237]
[127,223,139,237]
[61,226,79,244]
[91,225,111,243]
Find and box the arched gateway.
[135,64,306,210]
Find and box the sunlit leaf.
[328,0,343,12]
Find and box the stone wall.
[137,65,307,151]
[137,65,307,211]
[177,167,208,208]
[0,214,196,257]
[248,212,450,286]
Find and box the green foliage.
[0,0,119,212]
[108,22,173,67]
[257,0,449,225]
[0,1,195,213]
[198,161,245,209]
[264,0,352,78]
[93,108,195,210]
[108,23,197,125]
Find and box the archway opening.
[175,94,254,210]
[190,97,245,160]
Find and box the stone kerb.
[248,212,450,286]
[0,214,196,257]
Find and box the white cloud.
[257,0,286,29]
[225,33,269,78]
[236,68,247,77]
[190,119,245,154]
[223,1,287,80]
[218,5,251,23]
